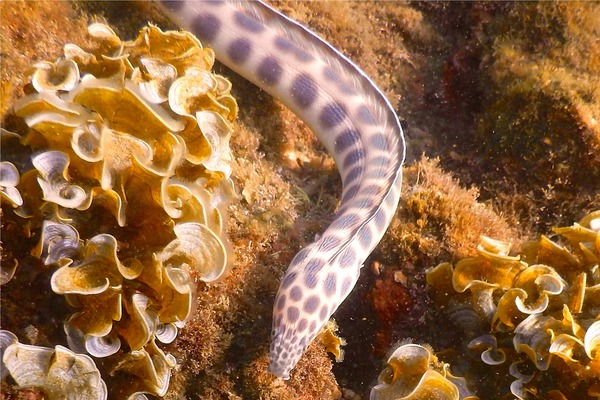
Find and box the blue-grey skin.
[158,0,405,379]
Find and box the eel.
[158,0,406,379]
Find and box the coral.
[2,22,237,398]
[370,343,477,400]
[427,211,600,399]
[0,330,107,400]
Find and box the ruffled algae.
[2,18,236,399]
[1,330,107,400]
[370,343,476,400]
[2,1,600,399]
[427,211,600,399]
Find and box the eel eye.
[271,327,282,339]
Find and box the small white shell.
[155,323,178,344]
[127,394,149,400]
[85,334,121,358]
[0,161,23,207]
[370,344,461,400]
[34,220,82,265]
[168,68,217,117]
[33,151,90,210]
[549,333,584,363]
[71,120,104,163]
[584,320,600,360]
[161,177,213,223]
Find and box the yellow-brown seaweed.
[0,330,107,400]
[3,21,239,398]
[370,343,477,400]
[427,210,600,399]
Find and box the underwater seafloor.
[1,1,599,399]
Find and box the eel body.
[158,0,406,379]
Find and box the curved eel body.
[159,0,406,379]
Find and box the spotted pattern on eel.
[158,0,406,379]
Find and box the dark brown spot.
[341,276,354,295]
[358,227,372,247]
[303,295,320,313]
[324,273,337,296]
[362,184,381,196]
[335,213,359,229]
[319,305,328,321]
[319,102,347,129]
[234,11,264,32]
[191,13,221,43]
[305,271,318,289]
[291,248,309,265]
[289,286,302,302]
[273,36,313,61]
[274,36,294,51]
[281,272,297,289]
[334,129,359,153]
[227,38,251,63]
[370,134,387,150]
[160,0,185,11]
[297,318,308,332]
[355,197,374,210]
[305,260,322,274]
[320,235,341,252]
[343,149,364,169]
[341,184,359,203]
[291,73,317,109]
[345,166,363,184]
[287,306,300,323]
[257,56,283,86]
[276,295,287,311]
[374,209,388,230]
[323,66,353,94]
[371,155,389,168]
[339,248,356,268]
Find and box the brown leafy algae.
[2,20,236,399]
